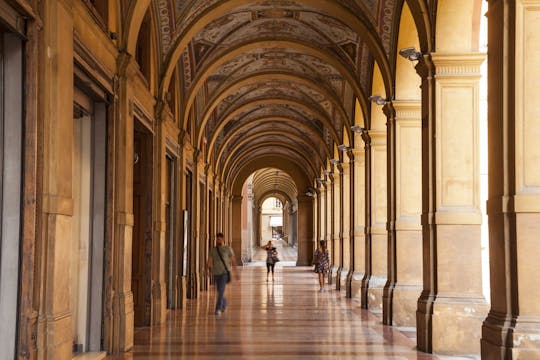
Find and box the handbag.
[216,246,231,283]
[271,248,280,263]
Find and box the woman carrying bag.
[207,233,236,315]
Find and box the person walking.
[313,240,330,292]
[207,233,236,315]
[262,240,279,282]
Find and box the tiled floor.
[107,265,439,359]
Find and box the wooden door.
[132,124,153,326]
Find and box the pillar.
[360,131,372,308]
[416,53,488,354]
[37,0,75,357]
[296,195,314,266]
[231,195,243,265]
[332,166,342,288]
[187,151,200,299]
[366,130,387,312]
[481,1,540,358]
[390,100,423,327]
[341,161,351,291]
[350,144,366,299]
[326,175,334,285]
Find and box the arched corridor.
[106,267,439,360]
[2,0,540,359]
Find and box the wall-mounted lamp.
[305,187,316,197]
[330,159,340,165]
[399,47,422,62]
[368,95,388,106]
[338,144,350,152]
[351,125,365,133]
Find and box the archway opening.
[240,168,299,267]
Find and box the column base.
[366,275,386,312]
[151,282,167,325]
[331,266,339,287]
[349,271,364,300]
[382,280,395,325]
[112,291,134,352]
[187,273,199,299]
[391,283,422,327]
[360,274,371,309]
[37,312,72,359]
[482,311,540,359]
[418,295,488,355]
[176,276,187,309]
[345,269,353,298]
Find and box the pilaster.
[37,0,75,358]
[390,100,423,327]
[482,1,540,358]
[417,52,488,355]
[366,130,387,312]
[231,195,243,265]
[360,131,372,309]
[332,165,343,290]
[296,195,314,266]
[326,175,334,285]
[383,102,397,325]
[341,161,351,291]
[350,146,366,300]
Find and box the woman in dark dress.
[313,240,330,292]
[262,240,279,282]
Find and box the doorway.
[165,154,178,308]
[132,120,153,326]
[71,88,107,354]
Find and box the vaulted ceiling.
[146,0,403,192]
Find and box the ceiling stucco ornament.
[146,0,401,186]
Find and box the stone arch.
[210,117,331,166]
[194,72,349,149]
[200,98,341,152]
[229,156,313,265]
[218,131,326,173]
[158,0,394,104]
[180,39,370,129]
[223,144,319,185]
[403,0,433,52]
[124,0,152,55]
[435,0,483,52]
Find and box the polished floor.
[107,261,441,359]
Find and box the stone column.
[319,182,326,245]
[296,195,314,266]
[390,100,422,327]
[350,145,366,299]
[367,130,387,312]
[346,150,356,298]
[326,175,334,285]
[231,195,243,265]
[187,151,200,299]
[360,131,372,308]
[416,53,487,354]
[383,102,397,325]
[332,166,342,288]
[482,1,540,358]
[341,161,351,294]
[37,1,75,357]
[151,105,168,325]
